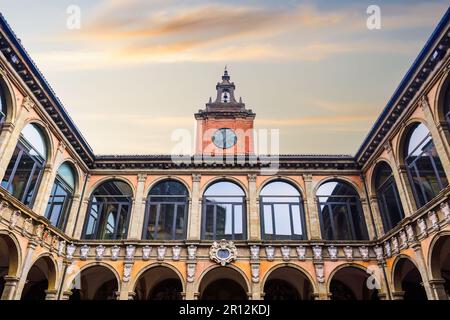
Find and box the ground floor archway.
[69,265,119,300]
[134,265,183,300]
[392,257,427,300]
[199,267,249,300]
[263,266,314,300]
[21,256,57,300]
[429,234,450,299]
[329,266,379,300]
[0,234,20,299]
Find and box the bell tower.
[195,68,256,155]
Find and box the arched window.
[405,123,448,208]
[143,180,188,240]
[317,180,369,240]
[44,162,76,230]
[202,181,246,240]
[1,124,47,207]
[259,181,306,240]
[82,180,132,240]
[374,162,405,232]
[445,85,450,126]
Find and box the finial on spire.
[222,65,230,81]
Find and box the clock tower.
[195,68,256,156]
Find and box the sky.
[0,0,448,155]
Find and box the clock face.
[212,128,237,149]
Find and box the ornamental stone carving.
[187,245,197,260]
[265,246,275,261]
[172,246,181,261]
[110,245,120,261]
[157,246,167,261]
[428,211,439,230]
[58,240,66,257]
[296,246,306,260]
[391,237,399,254]
[441,202,450,220]
[399,231,408,249]
[22,96,36,111]
[142,246,152,260]
[418,218,427,236]
[123,263,133,282]
[343,246,353,261]
[125,245,136,261]
[314,264,325,283]
[327,246,338,260]
[250,245,260,261]
[22,218,32,236]
[313,245,322,261]
[80,245,89,260]
[187,263,196,283]
[35,224,44,238]
[281,246,291,261]
[251,264,260,283]
[359,246,369,261]
[384,242,391,258]
[96,245,106,260]
[374,245,384,261]
[406,224,416,242]
[66,243,76,260]
[210,240,237,266]
[9,210,20,229]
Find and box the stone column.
[385,142,416,216]
[32,164,54,215]
[303,174,321,240]
[411,242,435,300]
[14,240,38,299]
[247,174,260,240]
[0,276,19,300]
[128,173,147,239]
[428,279,448,300]
[360,198,376,240]
[64,194,80,235]
[45,289,58,300]
[60,290,73,300]
[369,196,385,236]
[72,175,91,238]
[420,97,450,182]
[187,174,201,240]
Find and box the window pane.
[216,203,232,239]
[234,205,243,235]
[204,205,215,240]
[175,205,186,239]
[260,181,300,196]
[331,204,352,240]
[158,204,175,240]
[274,204,291,235]
[291,205,303,235]
[57,163,75,189]
[85,204,100,239]
[263,205,273,234]
[21,124,46,159]
[204,181,244,196]
[320,204,333,240]
[48,204,62,226]
[146,205,158,240]
[1,147,20,189]
[350,204,367,240]
[118,205,129,239]
[23,163,42,206]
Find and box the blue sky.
[0,1,448,155]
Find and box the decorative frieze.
[265,246,275,261]
[66,243,76,260]
[172,246,181,261]
[250,245,259,261]
[187,263,196,283]
[314,263,325,283]
[157,246,167,261]
[312,245,322,261]
[391,237,399,255]
[80,245,89,260]
[187,245,197,261]
[428,211,439,231]
[374,245,384,261]
[327,246,338,261]
[125,245,136,261]
[406,224,416,242]
[440,202,450,221]
[96,245,105,260]
[417,218,427,237]
[384,242,391,258]
[359,246,369,261]
[399,231,408,249]
[22,218,32,236]
[9,210,20,229]
[58,240,66,257]
[296,246,306,260]
[281,246,291,261]
[343,246,353,261]
[110,245,120,261]
[123,263,133,282]
[142,246,152,260]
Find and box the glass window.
[143,180,188,240]
[0,124,47,207]
[260,181,306,240]
[45,163,76,230]
[405,123,448,208]
[316,181,369,240]
[82,180,132,240]
[374,162,405,233]
[202,181,246,240]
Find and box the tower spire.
[222,65,230,81]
